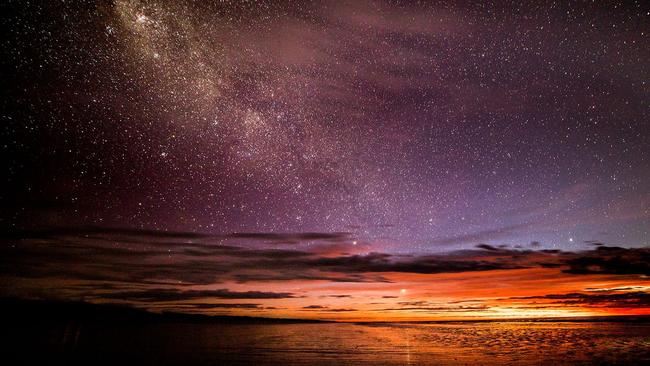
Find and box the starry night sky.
[1,1,649,319]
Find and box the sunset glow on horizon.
[4,228,649,321]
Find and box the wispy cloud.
[1,227,649,318]
[503,291,650,308]
[428,223,534,246]
[100,288,297,302]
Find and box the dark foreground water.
[6,321,650,365]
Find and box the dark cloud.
[3,228,647,287]
[562,246,650,276]
[584,286,648,292]
[506,291,650,308]
[398,301,429,306]
[584,240,606,246]
[101,288,296,302]
[3,228,647,288]
[294,252,527,274]
[323,308,357,312]
[301,305,357,312]
[170,303,262,310]
[321,295,352,298]
[2,226,649,313]
[377,299,492,313]
[376,305,490,313]
[233,273,391,284]
[3,226,353,248]
[476,244,500,251]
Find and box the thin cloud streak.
[1,227,649,319]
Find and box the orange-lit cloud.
[1,227,649,321]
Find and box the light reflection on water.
[24,322,650,365]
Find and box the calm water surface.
[11,321,650,365]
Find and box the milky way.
[5,0,649,251]
[2,1,649,319]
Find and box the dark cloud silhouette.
[506,291,650,308]
[396,301,426,306]
[171,303,263,310]
[376,305,490,313]
[293,252,527,274]
[3,228,647,288]
[377,299,492,313]
[3,226,353,248]
[2,226,649,313]
[322,295,352,298]
[563,246,650,276]
[301,305,356,312]
[584,240,606,246]
[323,308,357,312]
[476,244,500,251]
[233,273,391,283]
[585,286,648,292]
[101,288,297,302]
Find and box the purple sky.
[4,0,649,253]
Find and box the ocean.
[7,321,650,365]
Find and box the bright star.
[136,14,148,23]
